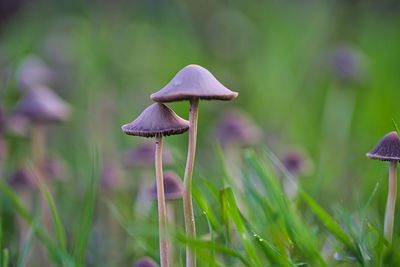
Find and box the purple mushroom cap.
[281,150,312,176]
[134,257,159,267]
[328,45,366,84]
[148,171,184,200]
[8,168,36,189]
[151,64,238,102]
[367,131,400,161]
[14,86,71,123]
[214,109,261,146]
[121,103,189,138]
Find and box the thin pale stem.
[31,124,46,176]
[384,161,397,244]
[183,98,199,267]
[155,136,169,267]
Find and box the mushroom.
[281,149,313,199]
[122,103,189,267]
[14,85,70,176]
[134,257,159,267]
[151,64,238,267]
[367,131,400,243]
[214,109,261,147]
[148,171,184,265]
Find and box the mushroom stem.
[31,123,46,175]
[183,98,199,267]
[155,135,169,267]
[384,161,398,243]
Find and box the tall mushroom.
[151,64,238,267]
[121,103,189,267]
[367,131,400,243]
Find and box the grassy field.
[1,1,400,266]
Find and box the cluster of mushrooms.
[121,64,238,267]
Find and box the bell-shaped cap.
[14,86,71,123]
[121,103,189,138]
[134,257,159,267]
[281,150,313,176]
[148,171,184,200]
[123,142,173,168]
[151,64,238,102]
[367,131,400,161]
[214,109,261,146]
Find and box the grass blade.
[72,152,99,264]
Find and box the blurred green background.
[1,0,400,266]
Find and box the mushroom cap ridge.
[367,131,400,161]
[121,103,189,138]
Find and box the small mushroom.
[134,257,159,267]
[151,64,238,267]
[14,86,70,176]
[122,103,189,267]
[281,149,313,199]
[367,131,400,243]
[214,109,261,147]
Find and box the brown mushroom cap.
[148,171,184,200]
[150,64,238,102]
[367,131,400,161]
[121,103,189,138]
[14,86,70,123]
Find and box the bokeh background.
[1,0,400,266]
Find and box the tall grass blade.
[72,150,99,265]
[17,225,34,267]
[220,187,262,266]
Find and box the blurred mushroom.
[122,102,189,267]
[281,149,313,199]
[8,167,35,190]
[328,45,367,85]
[214,109,261,147]
[151,64,238,267]
[14,86,70,177]
[367,131,400,243]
